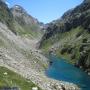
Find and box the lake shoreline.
[46,55,90,90]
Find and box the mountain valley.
[0,0,90,90]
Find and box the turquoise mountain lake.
[46,55,90,90]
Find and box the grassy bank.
[0,66,42,90]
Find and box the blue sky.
[7,0,83,23]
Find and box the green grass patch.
[14,21,42,39]
[41,26,90,64]
[0,66,42,90]
[0,39,5,47]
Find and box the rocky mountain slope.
[0,0,43,39]
[11,5,43,39]
[0,0,80,90]
[0,0,15,34]
[40,0,90,74]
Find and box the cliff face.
[40,0,90,74]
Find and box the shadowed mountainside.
[40,0,90,74]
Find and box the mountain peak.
[13,5,24,10]
[11,5,27,14]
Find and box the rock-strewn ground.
[0,23,80,90]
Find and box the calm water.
[46,55,90,90]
